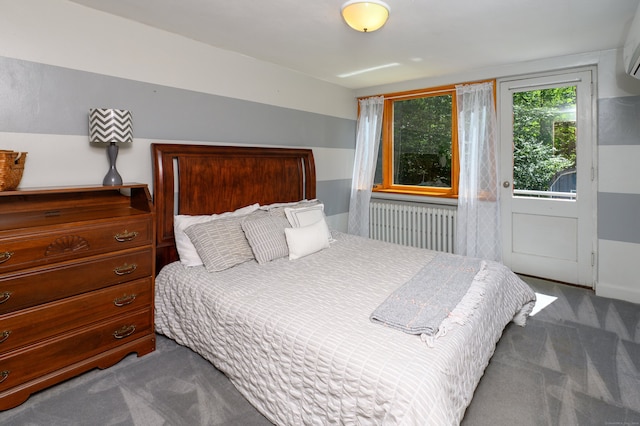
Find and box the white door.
[499,69,595,286]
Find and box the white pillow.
[284,204,324,227]
[259,199,317,210]
[285,203,333,241]
[285,218,330,260]
[174,203,259,266]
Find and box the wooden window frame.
[370,80,495,198]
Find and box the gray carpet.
[463,276,640,426]
[1,276,639,425]
[0,335,272,426]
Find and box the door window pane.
[512,86,577,199]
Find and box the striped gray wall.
[0,56,355,217]
[599,96,640,146]
[597,96,640,246]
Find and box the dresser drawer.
[0,248,152,315]
[0,278,152,354]
[0,217,152,274]
[0,308,152,392]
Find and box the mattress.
[155,231,536,425]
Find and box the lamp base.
[103,142,123,186]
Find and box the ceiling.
[70,0,640,89]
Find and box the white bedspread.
[155,232,535,425]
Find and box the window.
[511,86,577,198]
[372,81,494,197]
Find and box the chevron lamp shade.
[89,108,133,143]
[89,108,132,186]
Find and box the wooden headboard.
[152,143,316,271]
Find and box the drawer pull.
[113,325,136,339]
[113,263,137,276]
[114,230,139,242]
[114,294,137,307]
[0,331,11,344]
[0,291,11,304]
[0,370,9,384]
[0,252,13,264]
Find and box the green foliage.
[553,121,576,163]
[393,95,452,186]
[513,86,577,191]
[512,138,573,190]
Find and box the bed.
[152,143,536,425]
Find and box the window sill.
[371,191,458,206]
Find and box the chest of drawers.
[0,184,155,410]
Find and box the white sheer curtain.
[455,82,502,261]
[347,96,384,237]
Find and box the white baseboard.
[596,282,640,304]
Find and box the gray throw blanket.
[370,253,483,337]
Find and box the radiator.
[369,201,457,253]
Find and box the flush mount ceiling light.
[341,0,390,33]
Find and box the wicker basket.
[0,150,27,191]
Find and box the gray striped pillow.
[185,214,256,272]
[242,215,291,264]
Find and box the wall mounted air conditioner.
[624,4,640,78]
